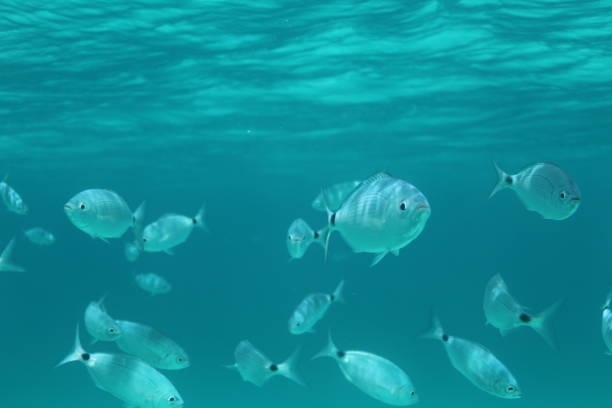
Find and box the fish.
[289,280,345,334]
[142,205,206,254]
[286,218,327,260]
[64,189,146,243]
[226,340,304,387]
[489,162,581,220]
[312,180,361,212]
[483,274,562,348]
[57,326,184,407]
[601,292,612,355]
[84,296,122,343]
[24,227,55,246]
[124,242,141,262]
[135,273,172,296]
[421,314,522,399]
[313,333,418,406]
[323,172,431,266]
[114,320,190,370]
[0,176,28,215]
[0,238,25,273]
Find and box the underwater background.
[1,0,612,406]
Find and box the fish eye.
[399,201,407,211]
[107,327,116,334]
[506,385,515,393]
[560,191,567,199]
[79,202,86,210]
[168,396,177,402]
[410,391,416,397]
[177,356,184,363]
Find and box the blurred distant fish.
[64,189,145,243]
[114,320,190,370]
[601,293,612,355]
[84,296,122,343]
[289,280,345,335]
[124,242,140,262]
[57,327,184,407]
[312,180,360,212]
[0,238,25,273]
[142,205,206,255]
[286,218,327,260]
[226,340,304,387]
[135,273,171,296]
[489,162,581,220]
[313,333,419,406]
[24,227,55,246]
[421,315,522,399]
[483,274,562,349]
[323,172,431,266]
[0,176,28,215]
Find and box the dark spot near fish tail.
[337,350,345,358]
[505,176,513,185]
[192,218,197,224]
[313,231,319,239]
[329,294,335,302]
[442,334,449,342]
[519,313,531,323]
[330,213,336,226]
[81,353,90,361]
[269,364,278,372]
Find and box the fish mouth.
[571,197,581,202]
[64,204,72,210]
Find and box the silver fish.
[227,340,304,387]
[115,320,190,370]
[64,189,146,242]
[286,218,327,260]
[289,280,345,335]
[0,176,28,215]
[313,333,418,406]
[124,242,141,262]
[57,327,183,408]
[324,172,431,266]
[421,315,521,399]
[602,293,612,355]
[489,162,581,220]
[483,274,561,348]
[312,180,361,212]
[84,297,122,343]
[0,238,25,273]
[24,227,55,246]
[142,205,206,254]
[135,273,171,296]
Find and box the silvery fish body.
[84,298,122,342]
[289,280,345,335]
[312,180,361,212]
[0,179,28,215]
[115,320,189,370]
[24,227,55,246]
[489,162,581,220]
[286,218,326,260]
[143,206,206,254]
[601,293,612,355]
[328,172,431,266]
[135,273,171,296]
[313,335,418,406]
[125,242,141,262]
[228,340,303,387]
[422,316,521,399]
[64,189,145,241]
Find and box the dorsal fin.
[362,172,392,186]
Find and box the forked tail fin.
[278,347,305,386]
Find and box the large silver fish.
[288,280,345,335]
[24,227,55,246]
[421,315,521,399]
[483,274,561,348]
[324,172,431,266]
[286,218,327,260]
[84,297,122,343]
[489,162,581,220]
[0,176,28,215]
[602,293,612,355]
[313,333,418,406]
[312,180,360,212]
[0,238,25,273]
[142,205,206,255]
[227,340,304,387]
[57,327,184,408]
[135,273,172,296]
[64,189,145,243]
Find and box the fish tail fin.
[132,201,146,250]
[370,251,389,267]
[193,204,208,232]
[313,226,329,248]
[56,325,86,368]
[419,311,445,341]
[312,331,339,360]
[331,280,346,304]
[278,347,306,386]
[531,299,563,350]
[0,237,25,273]
[489,161,511,199]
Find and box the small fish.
[483,274,562,348]
[114,320,189,370]
[489,162,581,220]
[135,273,171,296]
[601,293,612,355]
[57,327,184,407]
[64,189,146,242]
[289,280,345,335]
[0,176,28,215]
[421,314,521,399]
[286,218,327,260]
[0,238,25,273]
[226,340,304,387]
[312,180,361,212]
[24,227,55,246]
[324,172,431,266]
[142,205,206,255]
[313,333,418,406]
[124,242,140,262]
[84,297,122,343]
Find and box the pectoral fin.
[370,251,389,267]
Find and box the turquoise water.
[1,0,612,406]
